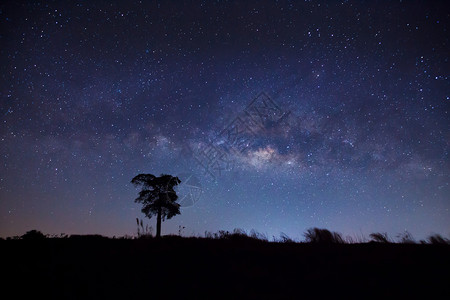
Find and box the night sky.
[1,1,449,240]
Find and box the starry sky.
[1,1,449,240]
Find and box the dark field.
[2,236,449,299]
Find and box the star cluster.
[0,1,448,239]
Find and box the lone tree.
[131,173,181,238]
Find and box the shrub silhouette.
[202,228,268,242]
[303,228,344,244]
[369,232,391,243]
[131,173,181,238]
[278,232,295,243]
[396,231,416,244]
[427,234,450,245]
[249,229,268,241]
[21,230,46,240]
[204,229,246,240]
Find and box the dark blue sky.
[1,1,448,240]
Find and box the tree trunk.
[156,206,162,238]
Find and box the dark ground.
[2,236,449,299]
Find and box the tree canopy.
[131,173,181,237]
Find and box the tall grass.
[426,234,450,245]
[396,231,415,244]
[369,232,391,243]
[7,226,450,245]
[136,218,153,238]
[303,228,345,244]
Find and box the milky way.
[1,1,448,239]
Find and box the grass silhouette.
[426,234,450,245]
[369,232,392,243]
[303,227,345,244]
[2,228,449,299]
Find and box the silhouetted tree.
[21,230,46,240]
[131,174,181,238]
